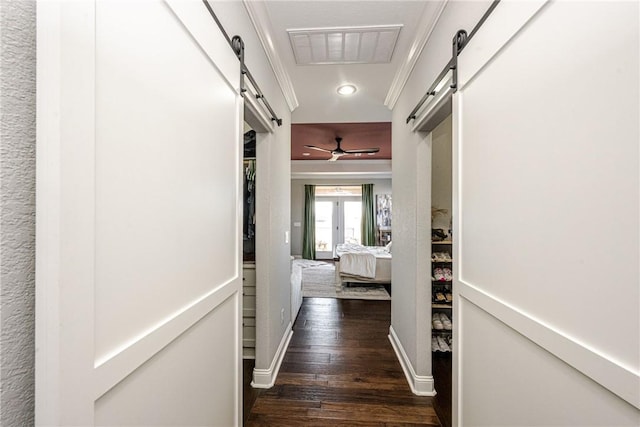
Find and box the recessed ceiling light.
[354,153,362,157]
[337,84,357,95]
[367,152,376,156]
[302,152,311,156]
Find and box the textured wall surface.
[0,0,37,425]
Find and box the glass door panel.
[314,196,363,259]
[343,200,362,245]
[315,201,335,259]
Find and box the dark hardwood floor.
[245,297,441,426]
[243,358,260,424]
[432,353,452,427]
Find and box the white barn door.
[452,1,639,426]
[36,1,244,425]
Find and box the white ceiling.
[260,1,433,123]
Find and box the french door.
[315,197,362,259]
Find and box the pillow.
[385,241,392,253]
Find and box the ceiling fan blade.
[304,145,333,153]
[343,147,380,154]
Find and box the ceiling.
[291,122,391,160]
[261,1,432,124]
[247,1,441,163]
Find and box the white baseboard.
[251,322,293,389]
[388,325,436,396]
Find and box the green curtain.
[361,184,376,246]
[302,185,316,259]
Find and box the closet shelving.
[432,240,453,354]
[242,263,256,358]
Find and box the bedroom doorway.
[314,186,362,259]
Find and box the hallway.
[245,298,439,426]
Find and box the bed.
[334,243,392,291]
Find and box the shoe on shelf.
[434,268,445,281]
[432,313,444,330]
[446,293,453,302]
[435,292,446,302]
[437,336,450,352]
[439,313,452,330]
[443,252,452,262]
[443,267,453,281]
[432,336,440,352]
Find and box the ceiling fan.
[304,137,380,161]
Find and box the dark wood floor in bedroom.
[244,297,441,426]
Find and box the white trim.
[242,0,299,112]
[384,0,448,109]
[451,93,462,427]
[287,23,402,34]
[251,323,293,389]
[36,1,97,423]
[291,159,392,180]
[291,172,392,180]
[35,2,63,422]
[388,326,436,396]
[244,88,275,134]
[411,74,453,133]
[93,282,240,399]
[457,280,640,409]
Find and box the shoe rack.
[432,240,453,354]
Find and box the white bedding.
[335,243,391,279]
[339,252,376,278]
[335,243,392,259]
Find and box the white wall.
[431,115,452,232]
[0,1,36,425]
[390,0,491,393]
[212,1,293,386]
[290,178,392,255]
[452,1,639,424]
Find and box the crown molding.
[291,159,392,180]
[384,0,448,110]
[243,0,299,112]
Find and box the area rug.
[302,263,391,300]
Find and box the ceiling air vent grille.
[287,25,402,65]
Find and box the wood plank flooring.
[245,298,440,426]
[432,354,452,427]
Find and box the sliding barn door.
[36,1,243,425]
[453,1,639,426]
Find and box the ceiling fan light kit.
[304,137,380,161]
